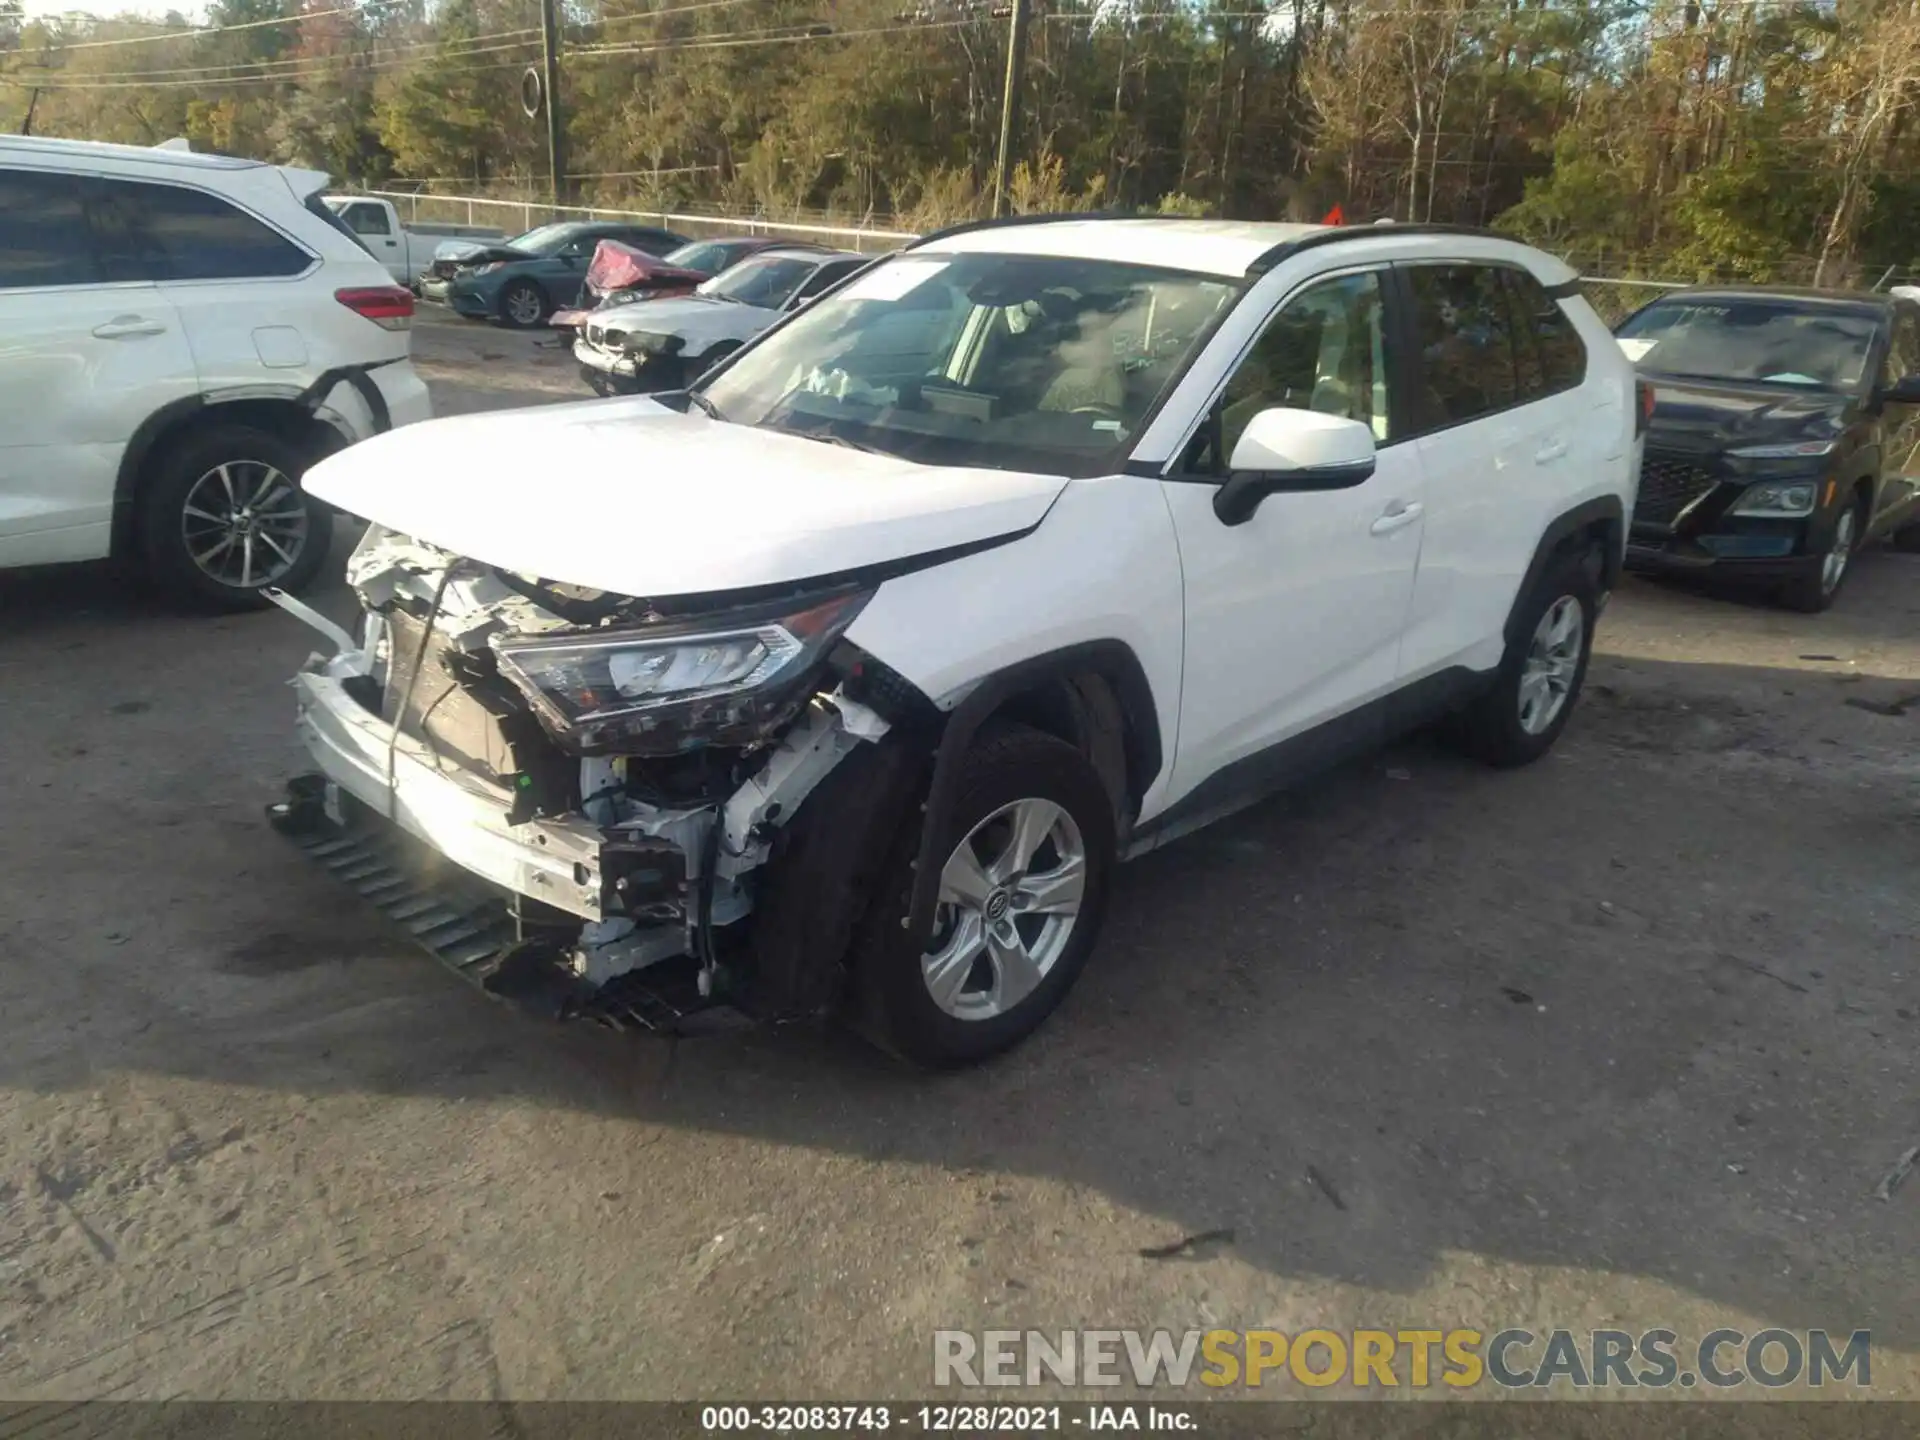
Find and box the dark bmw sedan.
[1618,286,1920,610]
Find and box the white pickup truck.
[322,196,501,288]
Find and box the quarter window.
[98,179,312,282]
[1505,268,1587,396]
[0,169,102,290]
[1406,263,1524,426]
[1187,269,1392,474]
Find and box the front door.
[1159,267,1426,811]
[1874,304,1920,534]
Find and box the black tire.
[497,278,550,329]
[849,723,1116,1068]
[1893,521,1920,554]
[1779,491,1865,613]
[1451,549,1599,768]
[137,422,328,610]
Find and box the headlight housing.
[490,588,870,755]
[1730,480,1819,517]
[618,330,684,358]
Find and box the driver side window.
[1186,270,1392,475]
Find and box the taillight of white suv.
[336,285,415,331]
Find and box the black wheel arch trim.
[903,639,1165,946]
[109,364,400,557]
[1503,495,1625,650]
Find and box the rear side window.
[794,258,864,303]
[1885,309,1920,383]
[0,168,102,290]
[1406,263,1524,427]
[99,178,312,282]
[1505,269,1587,396]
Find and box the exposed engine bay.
[268,524,924,1022]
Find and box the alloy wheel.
[1821,507,1857,595]
[1517,594,1584,736]
[506,284,544,326]
[179,460,309,591]
[922,798,1087,1021]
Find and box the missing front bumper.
[268,773,731,1033]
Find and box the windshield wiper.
[770,419,889,454]
[687,391,726,422]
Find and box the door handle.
[91,315,166,339]
[1535,437,1569,464]
[1370,500,1424,536]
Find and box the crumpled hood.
[590,295,779,350]
[1641,376,1854,455]
[303,398,1067,597]
[433,239,531,267]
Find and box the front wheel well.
[961,659,1161,833]
[112,399,346,558]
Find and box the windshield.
[698,252,1237,476]
[697,255,818,307]
[1616,298,1880,390]
[505,223,577,256]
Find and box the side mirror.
[1879,373,1920,405]
[1213,408,1378,526]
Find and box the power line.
[42,0,411,52]
[61,28,543,81]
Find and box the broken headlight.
[618,331,683,357]
[489,589,870,755]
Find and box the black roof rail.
[906,208,1185,250]
[1243,221,1512,276]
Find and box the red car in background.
[549,235,822,333]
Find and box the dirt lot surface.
[1,312,1916,1403]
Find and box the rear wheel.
[1450,550,1598,768]
[498,278,549,329]
[137,423,327,609]
[1780,496,1862,612]
[1894,522,1920,554]
[850,724,1115,1068]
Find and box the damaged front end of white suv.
[268,522,940,1029]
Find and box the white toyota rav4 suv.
[0,136,431,607]
[271,215,1642,1066]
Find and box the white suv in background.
[0,136,431,607]
[273,216,1641,1066]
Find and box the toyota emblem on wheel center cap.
[984,889,1012,922]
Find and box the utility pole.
[539,0,567,211]
[990,0,1031,218]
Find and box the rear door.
[96,174,326,392]
[0,166,196,567]
[1394,261,1583,682]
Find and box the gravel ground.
[0,312,1916,1404]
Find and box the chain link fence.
[368,190,914,254]
[1575,277,1689,326]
